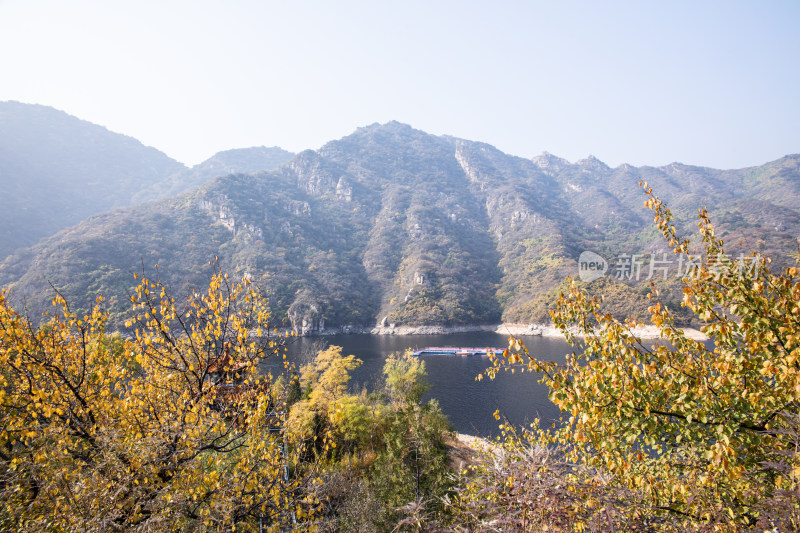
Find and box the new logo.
[578,251,607,282]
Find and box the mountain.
[1,121,798,331]
[131,146,295,203]
[0,102,296,262]
[0,101,186,259]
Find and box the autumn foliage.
[470,186,800,531]
[0,264,319,532]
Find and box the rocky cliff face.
[2,121,799,331]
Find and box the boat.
[411,346,500,357]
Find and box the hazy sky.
[1,1,798,168]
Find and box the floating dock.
[411,347,501,357]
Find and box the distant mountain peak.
[190,146,294,174]
[532,151,570,173]
[195,146,293,168]
[346,121,433,142]
[132,145,295,203]
[318,121,442,162]
[576,154,610,171]
[533,151,569,163]
[664,161,705,173]
[357,120,415,132]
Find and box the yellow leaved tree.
[0,263,321,532]
[459,186,799,532]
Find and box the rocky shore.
[301,322,708,341]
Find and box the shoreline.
[300,322,708,341]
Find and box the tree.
[384,351,428,407]
[0,263,321,532]
[373,352,454,527]
[476,185,799,531]
[287,345,363,458]
[299,345,361,416]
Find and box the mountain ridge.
[132,145,295,203]
[2,120,799,332]
[0,101,186,259]
[0,101,295,261]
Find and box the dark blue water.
[268,332,573,437]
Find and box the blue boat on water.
[411,346,501,357]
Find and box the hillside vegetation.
[1,121,799,331]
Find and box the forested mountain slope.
[0,101,185,259]
[0,101,294,260]
[2,121,798,331]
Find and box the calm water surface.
[266,332,574,437]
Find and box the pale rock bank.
[296,322,708,341]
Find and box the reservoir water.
[269,331,574,437]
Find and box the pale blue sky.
[1,1,798,168]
